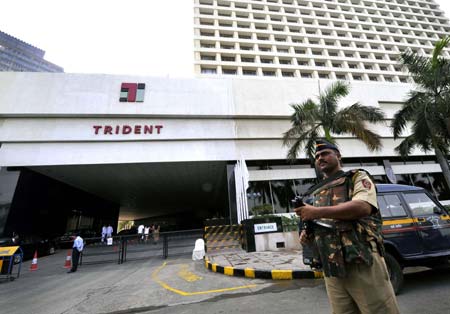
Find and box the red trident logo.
[120,83,145,102]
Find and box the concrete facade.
[0,72,446,224]
[0,72,419,168]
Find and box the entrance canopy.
[30,161,228,221]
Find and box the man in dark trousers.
[68,232,84,273]
[295,140,399,314]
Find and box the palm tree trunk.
[435,148,450,191]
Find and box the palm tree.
[283,81,386,162]
[391,36,450,190]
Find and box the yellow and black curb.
[204,259,323,280]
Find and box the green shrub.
[281,214,300,232]
[249,204,273,216]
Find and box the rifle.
[292,195,335,233]
[291,195,324,269]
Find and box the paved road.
[1,250,449,314]
[136,265,450,314]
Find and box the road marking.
[178,264,202,282]
[152,262,258,296]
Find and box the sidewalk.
[205,250,323,280]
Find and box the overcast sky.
[1,0,449,78]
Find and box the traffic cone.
[64,250,72,269]
[29,250,38,271]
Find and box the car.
[302,183,450,294]
[0,234,57,262]
[56,229,99,248]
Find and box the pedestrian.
[101,225,107,243]
[294,140,399,314]
[106,224,113,238]
[144,225,150,243]
[68,232,84,273]
[137,224,145,242]
[152,224,160,244]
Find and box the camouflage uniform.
[309,169,399,314]
[310,169,384,278]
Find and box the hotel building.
[0,1,449,236]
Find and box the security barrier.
[204,224,242,253]
[74,229,203,265]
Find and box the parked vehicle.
[0,234,57,262]
[302,184,450,294]
[56,229,98,248]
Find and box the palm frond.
[394,135,417,157]
[319,81,349,124]
[289,99,318,125]
[283,100,319,145]
[333,104,385,151]
[286,138,304,161]
[333,114,382,151]
[410,112,433,152]
[432,36,450,68]
[305,130,320,162]
[391,91,428,138]
[285,127,320,161]
[400,50,431,78]
[336,103,385,123]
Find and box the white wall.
[0,72,432,167]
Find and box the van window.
[403,192,440,216]
[377,194,407,218]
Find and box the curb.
[204,259,323,280]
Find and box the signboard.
[254,223,277,233]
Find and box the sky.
[1,0,450,78]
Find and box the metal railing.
[62,229,203,266]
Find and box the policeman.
[295,140,399,314]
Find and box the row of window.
[198,41,444,60]
[198,29,445,50]
[200,55,406,71]
[203,0,437,7]
[197,0,445,20]
[200,0,440,10]
[198,17,449,37]
[199,66,410,82]
[198,7,446,26]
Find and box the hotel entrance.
[0,160,230,237]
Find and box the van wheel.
[385,253,403,295]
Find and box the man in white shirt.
[106,225,113,238]
[68,233,84,273]
[137,224,145,242]
[101,225,107,243]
